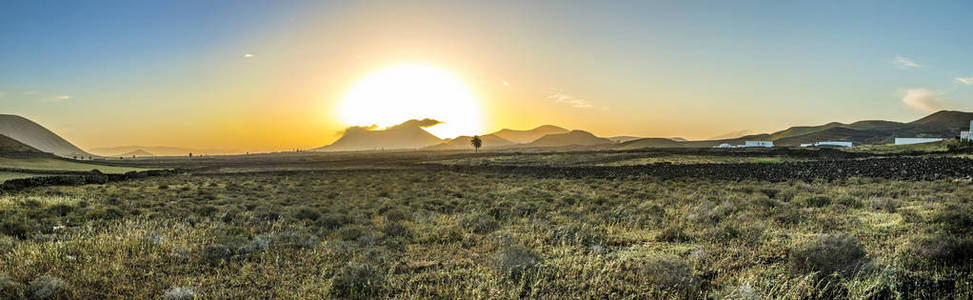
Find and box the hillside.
[425,134,514,151]
[90,146,235,156]
[619,110,972,149]
[490,125,569,144]
[0,114,92,158]
[315,119,443,152]
[526,130,613,148]
[0,134,42,153]
[116,149,155,157]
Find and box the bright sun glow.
[338,65,484,139]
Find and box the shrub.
[657,224,692,243]
[330,262,387,299]
[163,287,196,300]
[800,195,832,208]
[337,225,367,241]
[0,235,16,254]
[642,255,698,291]
[869,198,900,213]
[28,276,70,299]
[835,196,863,209]
[492,244,541,280]
[461,213,499,234]
[316,213,352,230]
[201,244,234,262]
[0,220,29,240]
[292,207,321,221]
[905,232,973,268]
[382,223,414,240]
[548,224,603,247]
[0,274,24,299]
[930,204,973,234]
[47,203,75,217]
[789,234,867,277]
[274,230,319,249]
[383,209,409,222]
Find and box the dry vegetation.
[1,165,971,298]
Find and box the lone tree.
[471,135,483,153]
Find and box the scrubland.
[1,167,970,298]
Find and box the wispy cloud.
[901,88,947,112]
[547,89,606,110]
[893,56,920,68]
[243,53,254,58]
[55,95,71,101]
[955,77,973,85]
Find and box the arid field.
[1,148,971,299]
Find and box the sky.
[2,0,973,152]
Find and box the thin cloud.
[893,56,920,68]
[55,95,71,101]
[243,53,254,58]
[547,89,601,109]
[901,88,947,113]
[955,77,973,85]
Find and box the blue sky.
[1,1,972,150]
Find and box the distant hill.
[618,110,973,149]
[607,136,643,143]
[0,134,42,153]
[115,149,154,157]
[490,125,569,144]
[314,119,443,152]
[90,146,234,156]
[425,134,514,150]
[526,130,613,148]
[0,114,92,158]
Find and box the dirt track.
[443,157,973,182]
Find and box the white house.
[743,141,773,148]
[814,141,853,147]
[894,138,945,145]
[800,143,813,147]
[962,131,970,141]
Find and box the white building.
[714,143,733,148]
[743,141,773,148]
[814,141,853,147]
[894,138,945,145]
[962,131,970,141]
[800,143,813,147]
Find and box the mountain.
[607,136,643,143]
[618,110,973,149]
[115,149,154,157]
[526,130,613,148]
[314,119,444,152]
[90,146,234,156]
[0,114,91,158]
[490,125,569,144]
[708,129,754,140]
[0,134,42,153]
[425,134,514,150]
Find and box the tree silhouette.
[471,135,483,153]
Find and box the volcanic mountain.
[115,149,155,157]
[314,119,444,152]
[618,110,973,149]
[489,125,569,144]
[526,130,613,148]
[0,134,42,154]
[0,114,91,158]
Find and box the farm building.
[815,141,853,147]
[743,141,773,148]
[894,138,945,145]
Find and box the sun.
[338,64,485,139]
